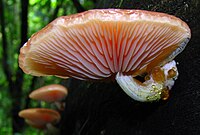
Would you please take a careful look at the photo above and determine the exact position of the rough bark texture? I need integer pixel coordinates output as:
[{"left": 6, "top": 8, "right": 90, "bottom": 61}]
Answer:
[{"left": 60, "top": 0, "right": 200, "bottom": 134}]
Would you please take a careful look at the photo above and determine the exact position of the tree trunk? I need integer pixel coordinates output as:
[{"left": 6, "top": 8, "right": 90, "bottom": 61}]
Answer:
[
  {"left": 59, "top": 0, "right": 200, "bottom": 134},
  {"left": 9, "top": 0, "right": 29, "bottom": 133},
  {"left": 0, "top": 0, "right": 29, "bottom": 133}
]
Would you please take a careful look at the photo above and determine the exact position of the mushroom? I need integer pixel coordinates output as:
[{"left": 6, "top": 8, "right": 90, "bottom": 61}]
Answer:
[
  {"left": 29, "top": 84, "right": 68, "bottom": 102},
  {"left": 29, "top": 84, "right": 68, "bottom": 110},
  {"left": 19, "top": 108, "right": 61, "bottom": 129},
  {"left": 18, "top": 9, "right": 191, "bottom": 102}
]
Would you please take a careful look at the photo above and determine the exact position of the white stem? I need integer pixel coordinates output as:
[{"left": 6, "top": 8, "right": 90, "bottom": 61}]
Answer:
[
  {"left": 116, "top": 73, "right": 163, "bottom": 102},
  {"left": 115, "top": 60, "right": 178, "bottom": 102}
]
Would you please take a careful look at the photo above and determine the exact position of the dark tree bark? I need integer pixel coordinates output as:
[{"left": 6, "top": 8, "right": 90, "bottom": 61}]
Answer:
[{"left": 60, "top": 0, "right": 200, "bottom": 135}]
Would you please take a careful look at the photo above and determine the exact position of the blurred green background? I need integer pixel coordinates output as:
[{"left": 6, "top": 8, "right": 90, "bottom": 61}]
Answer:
[{"left": 0, "top": 0, "right": 94, "bottom": 134}]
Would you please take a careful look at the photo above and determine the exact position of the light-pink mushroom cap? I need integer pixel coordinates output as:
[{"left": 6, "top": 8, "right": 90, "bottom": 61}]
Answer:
[
  {"left": 19, "top": 108, "right": 61, "bottom": 126},
  {"left": 19, "top": 9, "right": 191, "bottom": 80},
  {"left": 29, "top": 84, "right": 68, "bottom": 102}
]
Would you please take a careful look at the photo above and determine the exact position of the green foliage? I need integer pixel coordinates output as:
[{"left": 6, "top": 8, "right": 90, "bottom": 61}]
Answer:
[
  {"left": 80, "top": 0, "right": 95, "bottom": 10},
  {"left": 22, "top": 126, "right": 43, "bottom": 135},
  {"left": 0, "top": 88, "right": 12, "bottom": 134},
  {"left": 0, "top": 0, "right": 94, "bottom": 134}
]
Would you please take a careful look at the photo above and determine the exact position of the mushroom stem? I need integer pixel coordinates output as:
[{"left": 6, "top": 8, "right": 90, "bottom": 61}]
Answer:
[
  {"left": 116, "top": 60, "right": 178, "bottom": 102},
  {"left": 116, "top": 73, "right": 163, "bottom": 102},
  {"left": 54, "top": 101, "right": 65, "bottom": 111},
  {"left": 45, "top": 123, "right": 60, "bottom": 135}
]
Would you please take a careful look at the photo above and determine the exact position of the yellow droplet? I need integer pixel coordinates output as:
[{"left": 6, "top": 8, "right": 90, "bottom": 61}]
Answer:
[
  {"left": 161, "top": 88, "right": 170, "bottom": 100},
  {"left": 145, "top": 75, "right": 150, "bottom": 81},
  {"left": 151, "top": 67, "right": 165, "bottom": 83},
  {"left": 167, "top": 69, "right": 177, "bottom": 79},
  {"left": 152, "top": 85, "right": 156, "bottom": 89}
]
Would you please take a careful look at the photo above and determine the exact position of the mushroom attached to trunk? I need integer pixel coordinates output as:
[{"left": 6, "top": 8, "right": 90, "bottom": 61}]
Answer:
[
  {"left": 29, "top": 84, "right": 68, "bottom": 102},
  {"left": 18, "top": 9, "right": 191, "bottom": 102},
  {"left": 19, "top": 108, "right": 61, "bottom": 129},
  {"left": 29, "top": 84, "right": 68, "bottom": 110}
]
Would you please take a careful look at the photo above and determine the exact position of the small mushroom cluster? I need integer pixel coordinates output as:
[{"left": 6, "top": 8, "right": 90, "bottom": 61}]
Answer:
[{"left": 19, "top": 84, "right": 68, "bottom": 131}]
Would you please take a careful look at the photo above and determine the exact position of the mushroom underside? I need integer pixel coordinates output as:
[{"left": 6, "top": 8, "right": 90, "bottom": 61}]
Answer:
[{"left": 19, "top": 9, "right": 191, "bottom": 102}]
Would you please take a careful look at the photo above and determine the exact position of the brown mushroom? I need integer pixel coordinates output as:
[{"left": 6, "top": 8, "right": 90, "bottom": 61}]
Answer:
[
  {"left": 29, "top": 84, "right": 68, "bottom": 102},
  {"left": 18, "top": 9, "right": 191, "bottom": 102},
  {"left": 19, "top": 108, "right": 60, "bottom": 129}
]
